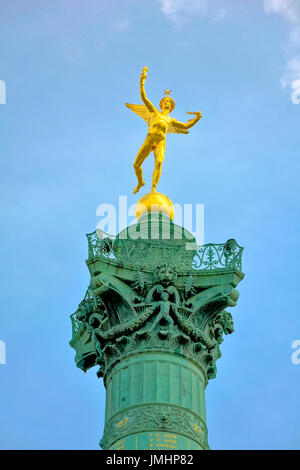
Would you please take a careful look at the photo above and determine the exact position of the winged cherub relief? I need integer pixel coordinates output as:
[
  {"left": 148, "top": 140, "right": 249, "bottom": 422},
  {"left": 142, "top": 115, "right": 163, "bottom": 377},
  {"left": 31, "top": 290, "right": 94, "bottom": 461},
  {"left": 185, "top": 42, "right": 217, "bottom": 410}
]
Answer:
[{"left": 126, "top": 67, "right": 202, "bottom": 194}]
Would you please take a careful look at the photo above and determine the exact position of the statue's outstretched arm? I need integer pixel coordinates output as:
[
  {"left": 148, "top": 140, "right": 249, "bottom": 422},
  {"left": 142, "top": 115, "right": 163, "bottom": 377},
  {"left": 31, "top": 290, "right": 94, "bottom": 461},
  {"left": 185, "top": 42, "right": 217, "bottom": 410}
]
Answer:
[
  {"left": 173, "top": 111, "right": 202, "bottom": 130},
  {"left": 140, "top": 67, "right": 156, "bottom": 113}
]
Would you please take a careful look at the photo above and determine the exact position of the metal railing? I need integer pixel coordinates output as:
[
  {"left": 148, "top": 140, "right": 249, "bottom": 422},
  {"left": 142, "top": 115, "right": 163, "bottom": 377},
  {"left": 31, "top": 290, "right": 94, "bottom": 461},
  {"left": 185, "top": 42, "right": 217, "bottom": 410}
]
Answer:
[{"left": 86, "top": 231, "right": 243, "bottom": 272}]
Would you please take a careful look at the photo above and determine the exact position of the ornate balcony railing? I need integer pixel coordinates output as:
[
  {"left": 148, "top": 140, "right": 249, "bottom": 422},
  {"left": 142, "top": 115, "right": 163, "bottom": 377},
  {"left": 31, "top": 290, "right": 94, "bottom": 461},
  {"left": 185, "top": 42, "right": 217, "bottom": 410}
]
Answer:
[
  {"left": 192, "top": 239, "right": 243, "bottom": 271},
  {"left": 87, "top": 231, "right": 116, "bottom": 261},
  {"left": 86, "top": 231, "right": 243, "bottom": 273}
]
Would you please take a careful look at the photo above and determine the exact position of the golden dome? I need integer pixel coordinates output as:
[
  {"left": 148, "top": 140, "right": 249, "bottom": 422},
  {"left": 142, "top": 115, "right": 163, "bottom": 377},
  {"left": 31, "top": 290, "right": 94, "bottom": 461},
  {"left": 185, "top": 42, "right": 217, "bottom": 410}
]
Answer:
[{"left": 136, "top": 192, "right": 175, "bottom": 221}]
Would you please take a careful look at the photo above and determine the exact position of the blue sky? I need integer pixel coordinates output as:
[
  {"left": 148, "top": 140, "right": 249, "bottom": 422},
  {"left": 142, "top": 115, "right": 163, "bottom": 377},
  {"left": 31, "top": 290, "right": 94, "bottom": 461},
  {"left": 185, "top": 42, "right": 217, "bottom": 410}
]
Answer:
[{"left": 0, "top": 0, "right": 300, "bottom": 450}]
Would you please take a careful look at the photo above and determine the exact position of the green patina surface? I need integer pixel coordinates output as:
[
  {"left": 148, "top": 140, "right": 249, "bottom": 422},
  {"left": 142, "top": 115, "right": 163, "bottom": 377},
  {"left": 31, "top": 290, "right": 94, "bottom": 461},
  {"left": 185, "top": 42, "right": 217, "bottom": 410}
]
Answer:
[{"left": 69, "top": 213, "right": 244, "bottom": 450}]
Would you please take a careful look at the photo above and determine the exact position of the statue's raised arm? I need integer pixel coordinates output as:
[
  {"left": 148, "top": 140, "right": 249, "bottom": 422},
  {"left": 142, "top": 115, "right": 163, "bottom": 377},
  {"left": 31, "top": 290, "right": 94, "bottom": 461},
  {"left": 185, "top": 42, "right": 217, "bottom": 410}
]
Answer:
[{"left": 139, "top": 67, "right": 156, "bottom": 113}]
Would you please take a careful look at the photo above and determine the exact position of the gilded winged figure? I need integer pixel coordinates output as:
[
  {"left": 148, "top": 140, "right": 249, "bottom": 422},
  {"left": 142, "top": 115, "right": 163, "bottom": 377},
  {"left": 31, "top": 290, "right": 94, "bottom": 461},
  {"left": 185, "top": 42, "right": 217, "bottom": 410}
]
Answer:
[{"left": 126, "top": 67, "right": 202, "bottom": 194}]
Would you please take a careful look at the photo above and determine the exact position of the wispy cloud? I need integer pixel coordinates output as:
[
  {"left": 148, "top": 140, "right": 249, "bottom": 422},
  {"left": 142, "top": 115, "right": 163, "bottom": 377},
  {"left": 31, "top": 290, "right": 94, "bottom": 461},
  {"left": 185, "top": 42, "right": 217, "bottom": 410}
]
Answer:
[
  {"left": 58, "top": 15, "right": 131, "bottom": 62},
  {"left": 0, "top": 1, "right": 131, "bottom": 62},
  {"left": 281, "top": 56, "right": 300, "bottom": 85},
  {"left": 158, "top": 0, "right": 300, "bottom": 102},
  {"left": 159, "top": 0, "right": 207, "bottom": 21},
  {"left": 96, "top": 18, "right": 131, "bottom": 53},
  {"left": 263, "top": 0, "right": 300, "bottom": 102},
  {"left": 264, "top": 0, "right": 300, "bottom": 29},
  {"left": 282, "top": 57, "right": 300, "bottom": 103}
]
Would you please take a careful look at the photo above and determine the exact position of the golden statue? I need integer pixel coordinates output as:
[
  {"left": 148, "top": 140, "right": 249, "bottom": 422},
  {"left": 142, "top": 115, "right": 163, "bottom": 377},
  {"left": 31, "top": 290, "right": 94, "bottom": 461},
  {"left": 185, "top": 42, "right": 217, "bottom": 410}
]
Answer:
[{"left": 126, "top": 66, "right": 202, "bottom": 195}]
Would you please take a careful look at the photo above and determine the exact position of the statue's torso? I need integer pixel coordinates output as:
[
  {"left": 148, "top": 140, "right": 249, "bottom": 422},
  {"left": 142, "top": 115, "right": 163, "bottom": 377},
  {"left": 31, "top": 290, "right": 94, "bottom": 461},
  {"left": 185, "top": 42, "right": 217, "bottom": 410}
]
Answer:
[{"left": 148, "top": 112, "right": 171, "bottom": 142}]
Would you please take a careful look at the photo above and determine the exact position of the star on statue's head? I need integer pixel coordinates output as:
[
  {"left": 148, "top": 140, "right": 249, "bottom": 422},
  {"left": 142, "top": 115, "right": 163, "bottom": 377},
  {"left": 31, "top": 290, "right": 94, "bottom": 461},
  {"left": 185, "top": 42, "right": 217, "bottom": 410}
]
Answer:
[{"left": 163, "top": 89, "right": 172, "bottom": 97}]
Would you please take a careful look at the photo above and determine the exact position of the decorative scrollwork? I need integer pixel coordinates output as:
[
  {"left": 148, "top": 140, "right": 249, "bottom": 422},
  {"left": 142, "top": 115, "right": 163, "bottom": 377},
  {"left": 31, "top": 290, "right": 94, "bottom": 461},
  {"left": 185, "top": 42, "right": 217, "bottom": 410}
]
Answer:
[
  {"left": 192, "top": 239, "right": 243, "bottom": 271},
  {"left": 70, "top": 288, "right": 94, "bottom": 339},
  {"left": 100, "top": 404, "right": 209, "bottom": 450},
  {"left": 86, "top": 230, "right": 116, "bottom": 260},
  {"left": 86, "top": 231, "right": 243, "bottom": 272},
  {"left": 70, "top": 312, "right": 85, "bottom": 339}
]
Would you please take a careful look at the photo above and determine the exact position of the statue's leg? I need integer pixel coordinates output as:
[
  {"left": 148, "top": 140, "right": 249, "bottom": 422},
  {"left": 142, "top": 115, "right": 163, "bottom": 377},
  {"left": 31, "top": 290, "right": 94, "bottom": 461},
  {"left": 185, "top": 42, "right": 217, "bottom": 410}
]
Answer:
[
  {"left": 152, "top": 141, "right": 165, "bottom": 192},
  {"left": 133, "top": 140, "right": 152, "bottom": 194},
  {"left": 166, "top": 314, "right": 174, "bottom": 327},
  {"left": 151, "top": 313, "right": 162, "bottom": 331}
]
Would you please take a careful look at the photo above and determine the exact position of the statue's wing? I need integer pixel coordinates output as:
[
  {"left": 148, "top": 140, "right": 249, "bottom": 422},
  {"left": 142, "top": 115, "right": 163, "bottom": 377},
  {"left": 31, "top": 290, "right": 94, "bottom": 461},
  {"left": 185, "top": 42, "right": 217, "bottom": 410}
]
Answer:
[
  {"left": 167, "top": 121, "right": 189, "bottom": 134},
  {"left": 125, "top": 103, "right": 152, "bottom": 126}
]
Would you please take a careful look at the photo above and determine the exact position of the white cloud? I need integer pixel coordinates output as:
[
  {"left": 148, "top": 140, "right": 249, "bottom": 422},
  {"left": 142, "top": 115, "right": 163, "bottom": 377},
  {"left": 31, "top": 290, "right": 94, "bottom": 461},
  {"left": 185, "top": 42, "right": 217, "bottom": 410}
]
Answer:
[
  {"left": 263, "top": 0, "right": 300, "bottom": 102},
  {"left": 264, "top": 0, "right": 300, "bottom": 24},
  {"left": 281, "top": 56, "right": 300, "bottom": 85},
  {"left": 264, "top": 0, "right": 300, "bottom": 45},
  {"left": 158, "top": 0, "right": 208, "bottom": 23},
  {"left": 281, "top": 57, "right": 300, "bottom": 103},
  {"left": 157, "top": 0, "right": 229, "bottom": 25}
]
